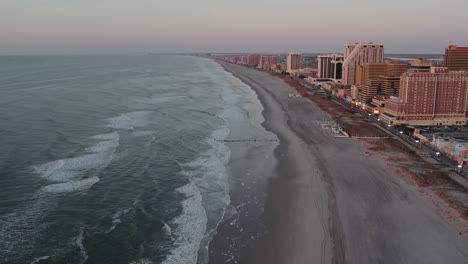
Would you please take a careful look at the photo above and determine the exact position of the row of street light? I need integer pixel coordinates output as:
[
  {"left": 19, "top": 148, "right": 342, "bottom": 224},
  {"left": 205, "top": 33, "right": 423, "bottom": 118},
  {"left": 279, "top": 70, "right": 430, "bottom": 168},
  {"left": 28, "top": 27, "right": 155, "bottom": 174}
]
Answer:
[{"left": 326, "top": 91, "right": 466, "bottom": 176}]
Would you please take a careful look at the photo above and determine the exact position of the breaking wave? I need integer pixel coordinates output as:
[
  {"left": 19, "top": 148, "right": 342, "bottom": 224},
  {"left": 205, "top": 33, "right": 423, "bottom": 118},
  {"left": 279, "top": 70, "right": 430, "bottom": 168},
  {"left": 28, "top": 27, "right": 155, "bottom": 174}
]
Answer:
[
  {"left": 32, "top": 132, "right": 119, "bottom": 193},
  {"left": 106, "top": 111, "right": 153, "bottom": 130},
  {"left": 162, "top": 62, "right": 238, "bottom": 264}
]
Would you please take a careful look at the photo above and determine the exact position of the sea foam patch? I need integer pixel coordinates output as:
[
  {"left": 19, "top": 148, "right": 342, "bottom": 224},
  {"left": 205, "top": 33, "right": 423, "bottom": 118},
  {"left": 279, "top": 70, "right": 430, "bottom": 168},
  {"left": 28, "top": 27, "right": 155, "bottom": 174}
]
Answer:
[
  {"left": 129, "top": 259, "right": 154, "bottom": 264},
  {"left": 163, "top": 126, "right": 231, "bottom": 264},
  {"left": 162, "top": 182, "right": 207, "bottom": 264},
  {"left": 74, "top": 229, "right": 88, "bottom": 264},
  {"left": 105, "top": 111, "right": 153, "bottom": 130},
  {"left": 41, "top": 177, "right": 100, "bottom": 193},
  {"left": 32, "top": 132, "right": 119, "bottom": 192},
  {"left": 162, "top": 61, "right": 245, "bottom": 264}
]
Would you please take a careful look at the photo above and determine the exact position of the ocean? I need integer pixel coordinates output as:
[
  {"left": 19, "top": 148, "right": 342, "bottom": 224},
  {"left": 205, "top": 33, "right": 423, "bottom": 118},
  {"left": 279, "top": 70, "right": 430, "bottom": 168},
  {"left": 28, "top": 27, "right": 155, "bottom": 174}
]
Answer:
[{"left": 0, "top": 55, "right": 277, "bottom": 263}]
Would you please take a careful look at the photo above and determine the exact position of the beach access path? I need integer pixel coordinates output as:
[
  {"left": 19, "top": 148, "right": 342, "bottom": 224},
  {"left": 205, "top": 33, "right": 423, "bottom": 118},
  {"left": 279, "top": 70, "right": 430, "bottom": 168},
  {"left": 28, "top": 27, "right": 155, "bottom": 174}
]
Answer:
[{"left": 217, "top": 61, "right": 468, "bottom": 264}]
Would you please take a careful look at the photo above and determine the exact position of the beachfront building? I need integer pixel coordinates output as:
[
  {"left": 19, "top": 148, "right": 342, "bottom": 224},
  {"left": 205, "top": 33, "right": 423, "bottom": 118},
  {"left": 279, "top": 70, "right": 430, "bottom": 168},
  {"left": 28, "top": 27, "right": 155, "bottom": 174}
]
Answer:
[
  {"left": 343, "top": 43, "right": 384, "bottom": 85},
  {"left": 410, "top": 58, "right": 432, "bottom": 73},
  {"left": 247, "top": 54, "right": 261, "bottom": 66},
  {"left": 317, "top": 54, "right": 344, "bottom": 81},
  {"left": 445, "top": 45, "right": 468, "bottom": 71},
  {"left": 241, "top": 56, "right": 248, "bottom": 65},
  {"left": 355, "top": 61, "right": 408, "bottom": 104},
  {"left": 431, "top": 66, "right": 449, "bottom": 73},
  {"left": 287, "top": 52, "right": 302, "bottom": 76},
  {"left": 259, "top": 55, "right": 278, "bottom": 70},
  {"left": 380, "top": 70, "right": 468, "bottom": 126},
  {"left": 278, "top": 63, "right": 288, "bottom": 72}
]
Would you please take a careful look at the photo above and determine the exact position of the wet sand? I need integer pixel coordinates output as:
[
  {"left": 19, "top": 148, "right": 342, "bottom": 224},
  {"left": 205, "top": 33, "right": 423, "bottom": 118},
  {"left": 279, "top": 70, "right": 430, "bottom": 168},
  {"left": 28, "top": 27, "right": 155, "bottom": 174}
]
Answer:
[{"left": 215, "top": 61, "right": 468, "bottom": 264}]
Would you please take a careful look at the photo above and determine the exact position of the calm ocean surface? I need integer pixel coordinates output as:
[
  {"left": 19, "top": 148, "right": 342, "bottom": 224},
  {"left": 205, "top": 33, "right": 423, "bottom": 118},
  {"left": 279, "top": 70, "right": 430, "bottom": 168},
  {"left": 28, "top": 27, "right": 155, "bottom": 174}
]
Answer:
[{"left": 0, "top": 55, "right": 274, "bottom": 263}]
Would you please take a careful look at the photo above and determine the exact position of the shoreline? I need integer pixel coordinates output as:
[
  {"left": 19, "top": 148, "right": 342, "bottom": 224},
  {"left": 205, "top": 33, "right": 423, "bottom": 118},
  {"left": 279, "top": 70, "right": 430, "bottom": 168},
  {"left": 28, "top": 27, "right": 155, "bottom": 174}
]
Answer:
[
  {"left": 211, "top": 60, "right": 468, "bottom": 264},
  {"left": 214, "top": 61, "right": 339, "bottom": 263}
]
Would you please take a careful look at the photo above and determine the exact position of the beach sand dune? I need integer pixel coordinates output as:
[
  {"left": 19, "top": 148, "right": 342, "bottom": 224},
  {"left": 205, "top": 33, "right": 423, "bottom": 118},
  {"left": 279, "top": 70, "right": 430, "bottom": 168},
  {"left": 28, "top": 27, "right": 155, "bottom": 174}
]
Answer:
[{"left": 218, "top": 61, "right": 468, "bottom": 264}]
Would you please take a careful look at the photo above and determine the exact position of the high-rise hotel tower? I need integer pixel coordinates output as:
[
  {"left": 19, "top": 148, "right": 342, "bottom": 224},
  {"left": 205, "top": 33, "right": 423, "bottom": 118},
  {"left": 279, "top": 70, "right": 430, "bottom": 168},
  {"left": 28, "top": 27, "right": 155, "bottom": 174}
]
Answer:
[
  {"left": 317, "top": 54, "right": 344, "bottom": 80},
  {"left": 343, "top": 43, "right": 384, "bottom": 85},
  {"left": 445, "top": 45, "right": 468, "bottom": 71},
  {"left": 287, "top": 53, "right": 302, "bottom": 76},
  {"left": 380, "top": 70, "right": 468, "bottom": 126}
]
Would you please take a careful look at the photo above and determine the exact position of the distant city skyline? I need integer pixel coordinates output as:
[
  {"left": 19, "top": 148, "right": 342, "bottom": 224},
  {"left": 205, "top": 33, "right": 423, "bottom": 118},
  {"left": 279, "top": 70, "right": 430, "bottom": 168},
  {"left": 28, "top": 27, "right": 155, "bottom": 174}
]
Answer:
[{"left": 1, "top": 0, "right": 467, "bottom": 55}]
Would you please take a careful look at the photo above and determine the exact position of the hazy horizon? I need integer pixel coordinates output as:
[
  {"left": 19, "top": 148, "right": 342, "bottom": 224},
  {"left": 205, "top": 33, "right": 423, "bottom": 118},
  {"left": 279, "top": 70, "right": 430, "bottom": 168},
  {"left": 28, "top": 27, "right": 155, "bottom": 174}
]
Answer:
[{"left": 1, "top": 0, "right": 467, "bottom": 55}]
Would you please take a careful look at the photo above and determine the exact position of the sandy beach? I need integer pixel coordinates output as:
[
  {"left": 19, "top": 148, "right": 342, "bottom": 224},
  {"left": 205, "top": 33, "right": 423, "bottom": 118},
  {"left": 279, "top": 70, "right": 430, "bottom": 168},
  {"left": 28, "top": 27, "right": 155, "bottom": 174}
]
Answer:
[{"left": 215, "top": 60, "right": 468, "bottom": 264}]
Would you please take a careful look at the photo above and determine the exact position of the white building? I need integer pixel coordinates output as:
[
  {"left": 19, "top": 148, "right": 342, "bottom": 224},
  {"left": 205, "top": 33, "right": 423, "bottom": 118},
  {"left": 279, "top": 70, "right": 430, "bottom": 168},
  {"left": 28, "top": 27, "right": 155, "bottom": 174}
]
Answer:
[{"left": 343, "top": 43, "right": 384, "bottom": 85}]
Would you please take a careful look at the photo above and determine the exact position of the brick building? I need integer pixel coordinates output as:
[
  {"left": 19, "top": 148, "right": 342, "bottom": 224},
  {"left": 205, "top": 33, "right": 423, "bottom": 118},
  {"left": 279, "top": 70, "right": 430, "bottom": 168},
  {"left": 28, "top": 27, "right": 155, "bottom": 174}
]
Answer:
[{"left": 380, "top": 71, "right": 468, "bottom": 126}]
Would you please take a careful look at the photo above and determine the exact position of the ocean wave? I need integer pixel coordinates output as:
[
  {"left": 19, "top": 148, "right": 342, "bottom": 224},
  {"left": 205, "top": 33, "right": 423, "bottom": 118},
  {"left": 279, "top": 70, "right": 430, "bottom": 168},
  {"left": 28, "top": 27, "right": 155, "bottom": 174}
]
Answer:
[
  {"left": 0, "top": 196, "right": 51, "bottom": 263},
  {"left": 162, "top": 182, "right": 207, "bottom": 264},
  {"left": 30, "top": 256, "right": 51, "bottom": 264},
  {"left": 33, "top": 132, "right": 118, "bottom": 179},
  {"left": 74, "top": 229, "right": 88, "bottom": 264},
  {"left": 163, "top": 63, "right": 236, "bottom": 264},
  {"left": 148, "top": 94, "right": 185, "bottom": 105},
  {"left": 107, "top": 207, "right": 132, "bottom": 233},
  {"left": 129, "top": 259, "right": 154, "bottom": 264},
  {"left": 132, "top": 130, "right": 157, "bottom": 137},
  {"left": 163, "top": 221, "right": 173, "bottom": 238},
  {"left": 41, "top": 176, "right": 100, "bottom": 193},
  {"left": 106, "top": 111, "right": 153, "bottom": 130},
  {"left": 90, "top": 132, "right": 120, "bottom": 140}
]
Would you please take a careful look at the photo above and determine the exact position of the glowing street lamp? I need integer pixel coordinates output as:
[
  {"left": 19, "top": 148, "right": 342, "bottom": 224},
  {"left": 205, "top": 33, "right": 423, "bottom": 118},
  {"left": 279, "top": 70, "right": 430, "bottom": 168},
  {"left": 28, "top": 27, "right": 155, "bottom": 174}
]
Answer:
[
  {"left": 399, "top": 131, "right": 403, "bottom": 134},
  {"left": 436, "top": 152, "right": 440, "bottom": 156},
  {"left": 415, "top": 140, "right": 420, "bottom": 143},
  {"left": 377, "top": 118, "right": 380, "bottom": 121}
]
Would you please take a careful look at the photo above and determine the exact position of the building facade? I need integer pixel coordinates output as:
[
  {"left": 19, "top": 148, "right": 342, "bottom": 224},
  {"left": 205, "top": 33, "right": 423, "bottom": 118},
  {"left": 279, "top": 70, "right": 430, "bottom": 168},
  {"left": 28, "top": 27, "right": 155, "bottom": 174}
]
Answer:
[
  {"left": 259, "top": 55, "right": 278, "bottom": 70},
  {"left": 445, "top": 45, "right": 468, "bottom": 71},
  {"left": 317, "top": 53, "right": 344, "bottom": 80},
  {"left": 247, "top": 54, "right": 261, "bottom": 66},
  {"left": 343, "top": 43, "right": 384, "bottom": 85},
  {"left": 355, "top": 61, "right": 408, "bottom": 104},
  {"left": 287, "top": 53, "right": 302, "bottom": 75},
  {"left": 410, "top": 58, "right": 432, "bottom": 73},
  {"left": 241, "top": 56, "right": 248, "bottom": 65},
  {"left": 380, "top": 71, "right": 468, "bottom": 126}
]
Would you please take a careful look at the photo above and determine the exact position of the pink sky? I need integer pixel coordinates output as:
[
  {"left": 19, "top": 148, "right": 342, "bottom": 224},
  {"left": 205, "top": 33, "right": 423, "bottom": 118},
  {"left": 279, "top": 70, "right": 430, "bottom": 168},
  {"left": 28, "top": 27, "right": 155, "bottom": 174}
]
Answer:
[{"left": 1, "top": 0, "right": 467, "bottom": 54}]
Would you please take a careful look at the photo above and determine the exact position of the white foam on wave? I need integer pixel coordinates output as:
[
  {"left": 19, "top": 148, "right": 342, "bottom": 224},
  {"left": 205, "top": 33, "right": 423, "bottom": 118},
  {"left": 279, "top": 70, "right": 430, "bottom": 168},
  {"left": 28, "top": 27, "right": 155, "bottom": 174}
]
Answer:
[
  {"left": 90, "top": 132, "right": 119, "bottom": 140},
  {"left": 105, "top": 111, "right": 153, "bottom": 130},
  {"left": 30, "top": 255, "right": 51, "bottom": 264},
  {"left": 132, "top": 130, "right": 157, "bottom": 137},
  {"left": 0, "top": 196, "right": 51, "bottom": 262},
  {"left": 162, "top": 182, "right": 207, "bottom": 264},
  {"left": 41, "top": 177, "right": 100, "bottom": 193},
  {"left": 161, "top": 127, "right": 231, "bottom": 264},
  {"left": 162, "top": 221, "right": 172, "bottom": 238},
  {"left": 162, "top": 61, "right": 242, "bottom": 264},
  {"left": 143, "top": 94, "right": 185, "bottom": 106},
  {"left": 74, "top": 229, "right": 88, "bottom": 264},
  {"left": 32, "top": 132, "right": 119, "bottom": 192},
  {"left": 107, "top": 208, "right": 132, "bottom": 233},
  {"left": 129, "top": 259, "right": 154, "bottom": 264}
]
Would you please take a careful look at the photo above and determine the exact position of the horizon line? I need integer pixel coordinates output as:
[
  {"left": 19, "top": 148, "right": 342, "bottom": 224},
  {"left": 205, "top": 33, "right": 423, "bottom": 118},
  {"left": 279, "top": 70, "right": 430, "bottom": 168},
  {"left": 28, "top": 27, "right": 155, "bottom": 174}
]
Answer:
[{"left": 0, "top": 51, "right": 445, "bottom": 56}]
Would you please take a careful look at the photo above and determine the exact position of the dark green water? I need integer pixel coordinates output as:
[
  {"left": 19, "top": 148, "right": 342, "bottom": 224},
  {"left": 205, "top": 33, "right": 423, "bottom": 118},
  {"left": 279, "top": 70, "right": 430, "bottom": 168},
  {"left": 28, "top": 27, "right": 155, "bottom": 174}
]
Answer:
[{"left": 0, "top": 55, "right": 275, "bottom": 264}]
